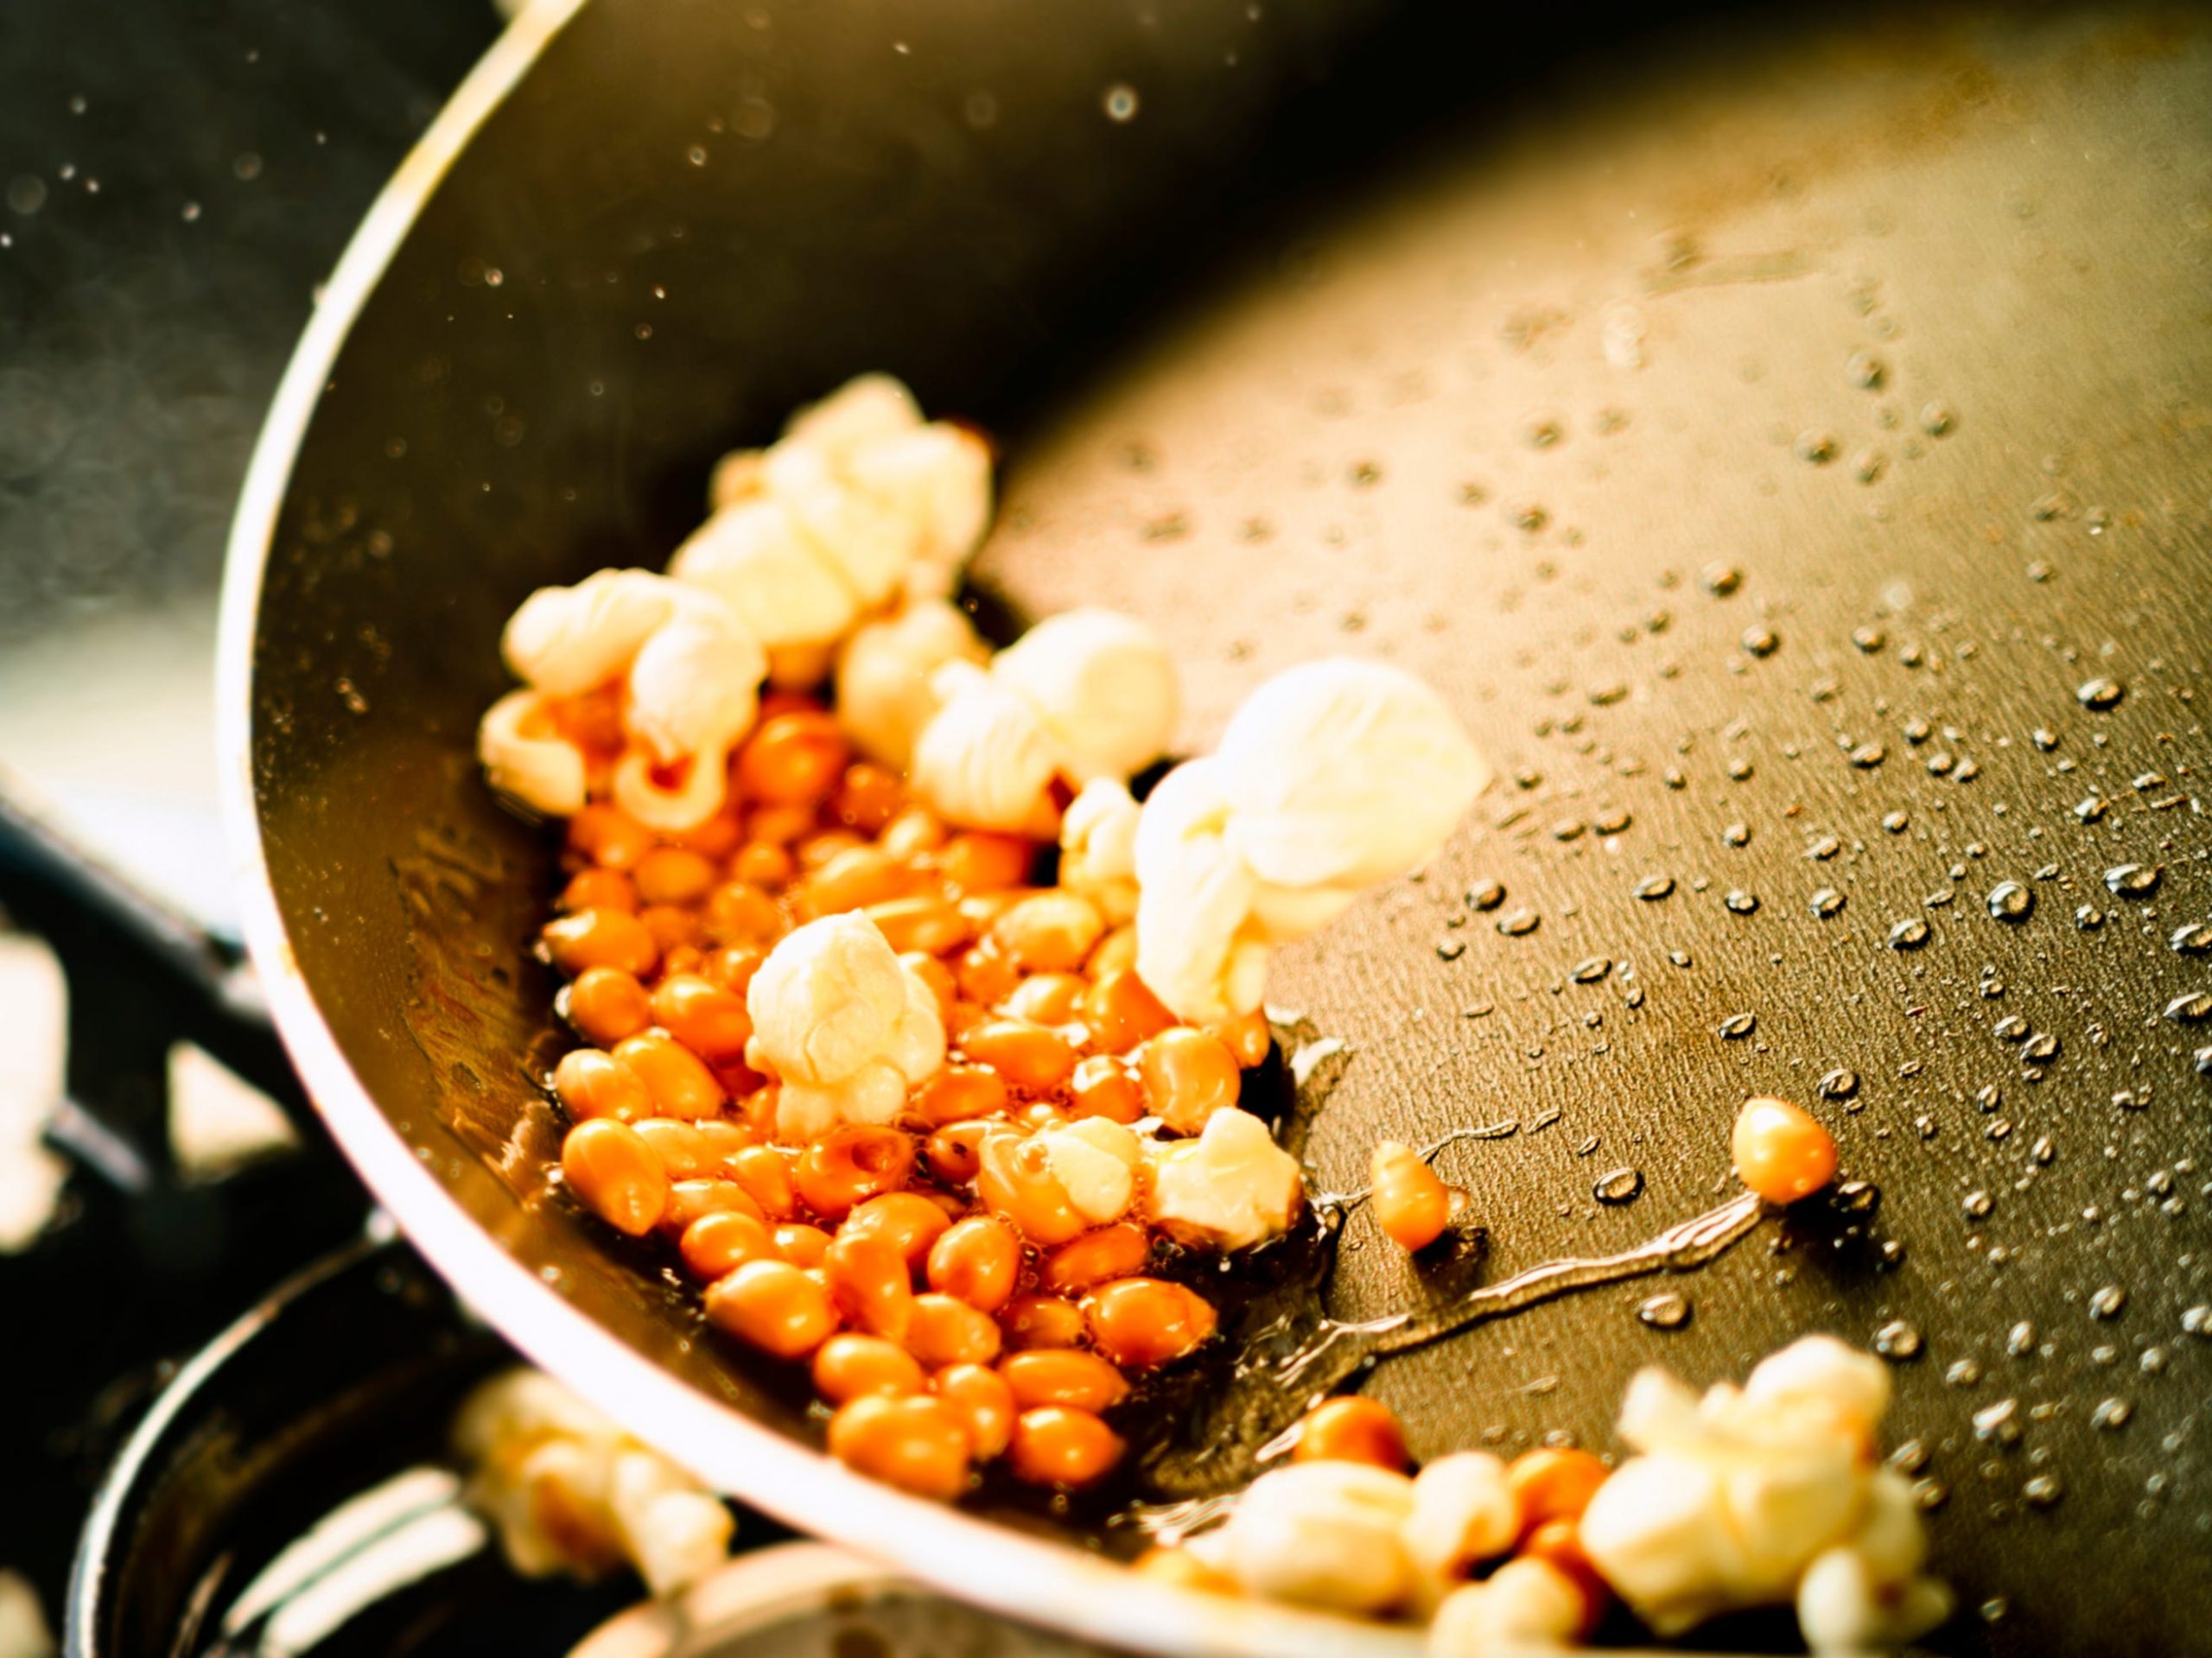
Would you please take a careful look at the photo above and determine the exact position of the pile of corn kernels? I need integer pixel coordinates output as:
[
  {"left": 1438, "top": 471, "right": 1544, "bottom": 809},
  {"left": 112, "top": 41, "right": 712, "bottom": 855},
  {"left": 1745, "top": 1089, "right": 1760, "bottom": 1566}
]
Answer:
[
  {"left": 537, "top": 711, "right": 1276, "bottom": 1501},
  {"left": 485, "top": 374, "right": 1947, "bottom": 1653}
]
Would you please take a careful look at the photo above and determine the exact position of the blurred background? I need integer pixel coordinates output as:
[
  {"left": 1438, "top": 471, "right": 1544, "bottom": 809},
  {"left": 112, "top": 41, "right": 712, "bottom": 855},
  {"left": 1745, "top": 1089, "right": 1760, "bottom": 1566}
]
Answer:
[{"left": 0, "top": 0, "right": 493, "bottom": 1640}]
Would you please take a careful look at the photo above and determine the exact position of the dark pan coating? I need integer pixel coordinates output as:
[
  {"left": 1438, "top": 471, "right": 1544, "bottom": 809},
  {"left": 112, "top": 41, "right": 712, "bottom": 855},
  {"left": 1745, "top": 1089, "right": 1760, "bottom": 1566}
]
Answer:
[{"left": 241, "top": 2, "right": 2212, "bottom": 1650}]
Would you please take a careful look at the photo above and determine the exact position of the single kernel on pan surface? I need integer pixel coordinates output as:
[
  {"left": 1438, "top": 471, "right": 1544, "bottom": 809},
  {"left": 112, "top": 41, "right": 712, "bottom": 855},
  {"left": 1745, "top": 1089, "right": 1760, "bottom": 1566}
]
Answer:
[
  {"left": 1292, "top": 1395, "right": 1409, "bottom": 1470},
  {"left": 1731, "top": 1095, "right": 1838, "bottom": 1204},
  {"left": 1369, "top": 1139, "right": 1452, "bottom": 1251}
]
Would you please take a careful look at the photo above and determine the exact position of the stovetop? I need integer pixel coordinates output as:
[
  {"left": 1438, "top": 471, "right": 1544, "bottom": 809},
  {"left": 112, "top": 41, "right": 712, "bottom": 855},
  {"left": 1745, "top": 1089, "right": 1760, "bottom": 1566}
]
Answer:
[{"left": 0, "top": 0, "right": 494, "bottom": 1632}]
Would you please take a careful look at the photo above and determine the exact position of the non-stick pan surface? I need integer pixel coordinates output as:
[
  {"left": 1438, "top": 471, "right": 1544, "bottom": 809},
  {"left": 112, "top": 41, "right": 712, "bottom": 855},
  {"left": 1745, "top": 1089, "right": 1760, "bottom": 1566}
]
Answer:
[{"left": 223, "top": 2, "right": 2212, "bottom": 1653}]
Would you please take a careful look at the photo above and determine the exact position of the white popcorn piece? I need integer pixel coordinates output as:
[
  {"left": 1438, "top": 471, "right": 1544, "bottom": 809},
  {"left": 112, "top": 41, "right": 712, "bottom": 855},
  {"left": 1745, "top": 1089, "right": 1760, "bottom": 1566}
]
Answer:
[
  {"left": 1058, "top": 778, "right": 1142, "bottom": 925},
  {"left": 667, "top": 498, "right": 864, "bottom": 677},
  {"left": 1133, "top": 659, "right": 1485, "bottom": 1024},
  {"left": 745, "top": 913, "right": 945, "bottom": 1143},
  {"left": 834, "top": 600, "right": 987, "bottom": 770},
  {"left": 1797, "top": 1540, "right": 1955, "bottom": 1655},
  {"left": 621, "top": 600, "right": 766, "bottom": 766},
  {"left": 695, "top": 374, "right": 992, "bottom": 652},
  {"left": 1145, "top": 1107, "right": 1303, "bottom": 1252},
  {"left": 607, "top": 1448, "right": 738, "bottom": 1599},
  {"left": 1217, "top": 1460, "right": 1417, "bottom": 1615},
  {"left": 454, "top": 1367, "right": 733, "bottom": 1598},
  {"left": 1131, "top": 759, "right": 1268, "bottom": 1026},
  {"left": 1402, "top": 1452, "right": 1520, "bottom": 1605},
  {"left": 1040, "top": 1116, "right": 1142, "bottom": 1224},
  {"left": 490, "top": 569, "right": 767, "bottom": 829},
  {"left": 501, "top": 568, "right": 683, "bottom": 697},
  {"left": 991, "top": 608, "right": 1180, "bottom": 785},
  {"left": 908, "top": 658, "right": 1063, "bottom": 835},
  {"left": 0, "top": 1567, "right": 53, "bottom": 1658},
  {"left": 908, "top": 610, "right": 1179, "bottom": 833},
  {"left": 1214, "top": 658, "right": 1490, "bottom": 891},
  {"left": 843, "top": 422, "right": 994, "bottom": 600},
  {"left": 477, "top": 689, "right": 588, "bottom": 817},
  {"left": 760, "top": 441, "right": 914, "bottom": 609},
  {"left": 781, "top": 372, "right": 925, "bottom": 463},
  {"left": 1427, "top": 1558, "right": 1587, "bottom": 1657},
  {"left": 1580, "top": 1336, "right": 1943, "bottom": 1642}
]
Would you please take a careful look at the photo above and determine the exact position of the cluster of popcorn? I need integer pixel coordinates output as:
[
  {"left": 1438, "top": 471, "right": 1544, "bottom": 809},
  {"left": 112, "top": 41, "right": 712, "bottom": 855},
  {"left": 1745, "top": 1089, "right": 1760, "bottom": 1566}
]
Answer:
[
  {"left": 479, "top": 375, "right": 994, "bottom": 835},
  {"left": 1146, "top": 1337, "right": 1948, "bottom": 1655},
  {"left": 453, "top": 1367, "right": 734, "bottom": 1598},
  {"left": 1581, "top": 1335, "right": 1952, "bottom": 1652}
]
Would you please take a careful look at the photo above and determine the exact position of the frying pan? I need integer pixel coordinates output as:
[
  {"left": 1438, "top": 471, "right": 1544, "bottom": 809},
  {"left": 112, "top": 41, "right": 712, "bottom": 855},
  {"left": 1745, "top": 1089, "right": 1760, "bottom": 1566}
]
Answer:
[{"left": 217, "top": 1, "right": 2212, "bottom": 1653}]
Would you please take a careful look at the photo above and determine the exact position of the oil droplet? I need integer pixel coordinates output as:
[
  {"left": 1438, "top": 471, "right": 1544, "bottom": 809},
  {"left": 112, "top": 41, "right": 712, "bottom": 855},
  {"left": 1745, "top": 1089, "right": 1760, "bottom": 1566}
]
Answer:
[
  {"left": 1847, "top": 741, "right": 1885, "bottom": 768},
  {"left": 1569, "top": 956, "right": 1611, "bottom": 984},
  {"left": 1873, "top": 1320, "right": 1923, "bottom": 1361},
  {"left": 2075, "top": 905, "right": 2105, "bottom": 931},
  {"left": 1699, "top": 561, "right": 1743, "bottom": 597},
  {"left": 1717, "top": 1012, "right": 1757, "bottom": 1040},
  {"left": 2163, "top": 991, "right": 2212, "bottom": 1024},
  {"left": 1724, "top": 890, "right": 1760, "bottom": 915},
  {"left": 1962, "top": 1190, "right": 1995, "bottom": 1221},
  {"left": 1633, "top": 873, "right": 1675, "bottom": 901},
  {"left": 1594, "top": 807, "right": 1631, "bottom": 835},
  {"left": 1816, "top": 1068, "right": 1859, "bottom": 1101},
  {"left": 1994, "top": 1015, "right": 2031, "bottom": 1042},
  {"left": 1593, "top": 1167, "right": 1645, "bottom": 1204},
  {"left": 1810, "top": 888, "right": 1847, "bottom": 918},
  {"left": 2088, "top": 1285, "right": 2127, "bottom": 1320},
  {"left": 1847, "top": 350, "right": 1885, "bottom": 390},
  {"left": 1722, "top": 822, "right": 1751, "bottom": 848},
  {"left": 1920, "top": 400, "right": 1956, "bottom": 435},
  {"left": 1888, "top": 918, "right": 1931, "bottom": 950},
  {"left": 1945, "top": 1358, "right": 1982, "bottom": 1388},
  {"left": 2091, "top": 1397, "right": 2132, "bottom": 1431},
  {"left": 2021, "top": 1032, "right": 2060, "bottom": 1063},
  {"left": 2075, "top": 677, "right": 2125, "bottom": 711},
  {"left": 1496, "top": 909, "right": 1540, "bottom": 937},
  {"left": 2170, "top": 924, "right": 2212, "bottom": 955},
  {"left": 2104, "top": 863, "right": 2162, "bottom": 899},
  {"left": 1637, "top": 1291, "right": 1690, "bottom": 1330},
  {"left": 1986, "top": 882, "right": 2035, "bottom": 923},
  {"left": 1881, "top": 810, "right": 1910, "bottom": 834},
  {"left": 2006, "top": 1321, "right": 2037, "bottom": 1356},
  {"left": 1852, "top": 626, "right": 1885, "bottom": 654},
  {"left": 2075, "top": 795, "right": 2110, "bottom": 823},
  {"left": 1465, "top": 880, "right": 1505, "bottom": 912},
  {"left": 1435, "top": 937, "right": 1467, "bottom": 962},
  {"left": 1102, "top": 83, "right": 1140, "bottom": 121},
  {"left": 1795, "top": 429, "right": 1838, "bottom": 464},
  {"left": 1740, "top": 625, "right": 1780, "bottom": 658},
  {"left": 2021, "top": 1474, "right": 2063, "bottom": 1509}
]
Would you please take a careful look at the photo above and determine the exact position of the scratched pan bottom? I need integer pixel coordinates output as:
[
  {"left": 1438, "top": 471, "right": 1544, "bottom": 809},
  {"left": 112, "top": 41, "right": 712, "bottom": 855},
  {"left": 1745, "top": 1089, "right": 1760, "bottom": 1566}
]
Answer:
[{"left": 236, "top": 1, "right": 2212, "bottom": 1653}]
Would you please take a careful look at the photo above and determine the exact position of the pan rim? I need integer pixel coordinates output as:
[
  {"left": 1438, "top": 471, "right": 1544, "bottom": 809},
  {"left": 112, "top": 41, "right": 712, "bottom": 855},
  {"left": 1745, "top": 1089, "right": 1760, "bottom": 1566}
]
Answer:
[{"left": 209, "top": 7, "right": 1416, "bottom": 1655}]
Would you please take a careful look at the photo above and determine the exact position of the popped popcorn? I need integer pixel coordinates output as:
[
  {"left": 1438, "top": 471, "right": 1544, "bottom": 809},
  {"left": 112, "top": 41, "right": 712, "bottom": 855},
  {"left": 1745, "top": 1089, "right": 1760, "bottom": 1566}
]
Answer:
[
  {"left": 1058, "top": 777, "right": 1142, "bottom": 924},
  {"left": 1214, "top": 1459, "right": 1418, "bottom": 1614},
  {"left": 1402, "top": 1452, "right": 1520, "bottom": 1605},
  {"left": 909, "top": 608, "right": 1179, "bottom": 833},
  {"left": 1146, "top": 1106, "right": 1304, "bottom": 1250},
  {"left": 833, "top": 599, "right": 986, "bottom": 769},
  {"left": 744, "top": 913, "right": 946, "bottom": 1142},
  {"left": 1135, "top": 658, "right": 1486, "bottom": 1024},
  {"left": 680, "top": 374, "right": 992, "bottom": 680},
  {"left": 1039, "top": 1115, "right": 1142, "bottom": 1224},
  {"left": 453, "top": 1366, "right": 734, "bottom": 1598},
  {"left": 1427, "top": 1557, "right": 1589, "bottom": 1657},
  {"left": 477, "top": 690, "right": 588, "bottom": 816},
  {"left": 1579, "top": 1334, "right": 1948, "bottom": 1643},
  {"left": 483, "top": 569, "right": 766, "bottom": 830}
]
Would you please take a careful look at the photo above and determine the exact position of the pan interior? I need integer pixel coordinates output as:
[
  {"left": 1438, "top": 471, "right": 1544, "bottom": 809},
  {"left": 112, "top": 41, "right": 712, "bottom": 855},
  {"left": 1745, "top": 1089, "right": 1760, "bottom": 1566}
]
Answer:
[{"left": 245, "top": 1, "right": 2212, "bottom": 1648}]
